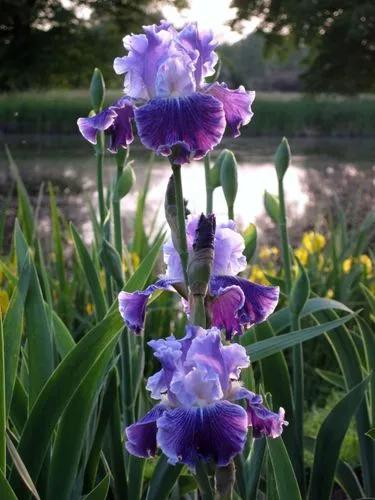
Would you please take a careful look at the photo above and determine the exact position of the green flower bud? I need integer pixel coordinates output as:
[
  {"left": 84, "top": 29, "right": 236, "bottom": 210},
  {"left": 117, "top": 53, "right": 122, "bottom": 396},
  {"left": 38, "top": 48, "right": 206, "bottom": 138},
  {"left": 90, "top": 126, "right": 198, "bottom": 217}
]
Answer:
[
  {"left": 264, "top": 190, "right": 280, "bottom": 223},
  {"left": 275, "top": 137, "right": 291, "bottom": 181},
  {"left": 219, "top": 149, "right": 238, "bottom": 218},
  {"left": 90, "top": 68, "right": 105, "bottom": 113},
  {"left": 113, "top": 163, "right": 135, "bottom": 201}
]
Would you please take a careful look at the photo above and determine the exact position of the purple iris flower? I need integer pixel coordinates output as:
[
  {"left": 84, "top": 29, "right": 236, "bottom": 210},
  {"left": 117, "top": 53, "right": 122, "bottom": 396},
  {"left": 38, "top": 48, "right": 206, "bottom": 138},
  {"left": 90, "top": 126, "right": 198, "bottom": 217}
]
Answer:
[
  {"left": 125, "top": 326, "right": 287, "bottom": 469},
  {"left": 77, "top": 22, "right": 255, "bottom": 164},
  {"left": 118, "top": 214, "right": 279, "bottom": 338}
]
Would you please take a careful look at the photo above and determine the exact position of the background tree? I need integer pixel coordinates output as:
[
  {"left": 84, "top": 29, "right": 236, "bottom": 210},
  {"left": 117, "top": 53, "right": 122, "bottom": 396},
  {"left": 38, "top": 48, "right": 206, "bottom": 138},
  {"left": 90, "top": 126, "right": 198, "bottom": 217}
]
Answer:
[
  {"left": 231, "top": 0, "right": 375, "bottom": 94},
  {"left": 0, "top": 0, "right": 186, "bottom": 90}
]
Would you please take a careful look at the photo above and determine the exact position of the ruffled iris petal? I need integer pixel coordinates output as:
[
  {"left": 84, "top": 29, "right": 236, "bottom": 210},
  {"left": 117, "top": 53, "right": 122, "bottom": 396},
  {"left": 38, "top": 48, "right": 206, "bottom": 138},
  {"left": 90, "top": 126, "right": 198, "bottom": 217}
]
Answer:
[
  {"left": 125, "top": 404, "right": 166, "bottom": 457},
  {"left": 210, "top": 276, "right": 279, "bottom": 337},
  {"left": 118, "top": 278, "right": 179, "bottom": 334},
  {"left": 205, "top": 82, "right": 255, "bottom": 137},
  {"left": 134, "top": 93, "right": 225, "bottom": 164},
  {"left": 157, "top": 401, "right": 248, "bottom": 469},
  {"left": 209, "top": 285, "right": 245, "bottom": 339},
  {"left": 232, "top": 388, "right": 287, "bottom": 438},
  {"left": 77, "top": 98, "right": 134, "bottom": 153},
  {"left": 177, "top": 22, "right": 218, "bottom": 86},
  {"left": 77, "top": 107, "right": 117, "bottom": 144}
]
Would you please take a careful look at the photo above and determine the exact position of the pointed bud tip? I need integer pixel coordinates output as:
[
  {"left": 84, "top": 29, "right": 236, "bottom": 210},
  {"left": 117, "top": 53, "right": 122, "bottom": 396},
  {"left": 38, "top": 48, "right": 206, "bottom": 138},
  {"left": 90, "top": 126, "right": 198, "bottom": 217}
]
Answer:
[{"left": 193, "top": 213, "right": 216, "bottom": 251}]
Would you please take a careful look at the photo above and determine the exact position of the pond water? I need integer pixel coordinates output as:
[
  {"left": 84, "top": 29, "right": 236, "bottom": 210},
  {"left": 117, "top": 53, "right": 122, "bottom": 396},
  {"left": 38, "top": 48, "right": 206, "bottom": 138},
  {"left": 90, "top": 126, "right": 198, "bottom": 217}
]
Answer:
[{"left": 1, "top": 134, "right": 374, "bottom": 245}]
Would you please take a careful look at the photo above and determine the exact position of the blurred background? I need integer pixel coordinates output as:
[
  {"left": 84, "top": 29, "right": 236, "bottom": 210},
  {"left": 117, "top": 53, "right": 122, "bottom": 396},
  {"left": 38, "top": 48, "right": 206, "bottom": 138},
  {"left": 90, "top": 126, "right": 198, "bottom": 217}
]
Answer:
[{"left": 0, "top": 0, "right": 374, "bottom": 243}]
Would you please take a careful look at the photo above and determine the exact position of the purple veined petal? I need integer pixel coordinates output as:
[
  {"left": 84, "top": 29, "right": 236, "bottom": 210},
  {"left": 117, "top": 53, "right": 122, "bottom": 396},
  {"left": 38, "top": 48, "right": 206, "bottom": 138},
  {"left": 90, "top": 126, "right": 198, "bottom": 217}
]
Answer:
[
  {"left": 155, "top": 55, "right": 196, "bottom": 98},
  {"left": 231, "top": 387, "right": 288, "bottom": 439},
  {"left": 205, "top": 82, "right": 255, "bottom": 137},
  {"left": 134, "top": 93, "right": 226, "bottom": 164},
  {"left": 209, "top": 285, "right": 245, "bottom": 339},
  {"left": 114, "top": 22, "right": 177, "bottom": 100},
  {"left": 210, "top": 275, "right": 279, "bottom": 335},
  {"left": 77, "top": 107, "right": 117, "bottom": 144},
  {"left": 118, "top": 278, "right": 180, "bottom": 334},
  {"left": 157, "top": 401, "right": 248, "bottom": 469},
  {"left": 107, "top": 97, "right": 135, "bottom": 153},
  {"left": 125, "top": 403, "right": 167, "bottom": 458},
  {"left": 177, "top": 22, "right": 218, "bottom": 86}
]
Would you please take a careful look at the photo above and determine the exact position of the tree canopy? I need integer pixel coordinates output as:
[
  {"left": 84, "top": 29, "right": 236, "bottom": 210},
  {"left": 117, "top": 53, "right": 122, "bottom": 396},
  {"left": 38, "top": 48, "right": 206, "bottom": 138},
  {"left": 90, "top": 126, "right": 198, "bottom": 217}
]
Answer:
[
  {"left": 232, "top": 0, "right": 375, "bottom": 94},
  {"left": 0, "top": 0, "right": 186, "bottom": 90}
]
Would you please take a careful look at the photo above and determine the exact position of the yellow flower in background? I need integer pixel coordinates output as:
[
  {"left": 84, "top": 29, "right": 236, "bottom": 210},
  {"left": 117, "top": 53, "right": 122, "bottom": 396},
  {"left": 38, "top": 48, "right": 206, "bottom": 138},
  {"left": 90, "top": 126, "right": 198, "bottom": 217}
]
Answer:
[
  {"left": 0, "top": 290, "right": 10, "bottom": 315},
  {"left": 342, "top": 257, "right": 353, "bottom": 274},
  {"left": 122, "top": 252, "right": 140, "bottom": 273},
  {"left": 326, "top": 288, "right": 334, "bottom": 298},
  {"left": 249, "top": 265, "right": 272, "bottom": 285},
  {"left": 359, "top": 255, "right": 372, "bottom": 275},
  {"left": 342, "top": 255, "right": 372, "bottom": 274},
  {"left": 294, "top": 247, "right": 309, "bottom": 266},
  {"left": 302, "top": 231, "right": 326, "bottom": 254},
  {"left": 86, "top": 303, "right": 94, "bottom": 315},
  {"left": 259, "top": 246, "right": 279, "bottom": 260}
]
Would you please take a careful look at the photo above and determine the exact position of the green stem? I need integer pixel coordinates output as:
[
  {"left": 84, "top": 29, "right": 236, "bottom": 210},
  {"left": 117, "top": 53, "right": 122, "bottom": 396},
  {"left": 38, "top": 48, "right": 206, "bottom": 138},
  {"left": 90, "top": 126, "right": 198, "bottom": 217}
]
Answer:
[
  {"left": 170, "top": 162, "right": 189, "bottom": 287},
  {"left": 190, "top": 295, "right": 206, "bottom": 328},
  {"left": 195, "top": 462, "right": 214, "bottom": 500},
  {"left": 0, "top": 317, "right": 6, "bottom": 474},
  {"left": 227, "top": 205, "right": 234, "bottom": 220},
  {"left": 204, "top": 155, "right": 213, "bottom": 214},
  {"left": 95, "top": 131, "right": 106, "bottom": 226},
  {"left": 113, "top": 162, "right": 123, "bottom": 259},
  {"left": 277, "top": 176, "right": 304, "bottom": 493},
  {"left": 121, "top": 327, "right": 134, "bottom": 426}
]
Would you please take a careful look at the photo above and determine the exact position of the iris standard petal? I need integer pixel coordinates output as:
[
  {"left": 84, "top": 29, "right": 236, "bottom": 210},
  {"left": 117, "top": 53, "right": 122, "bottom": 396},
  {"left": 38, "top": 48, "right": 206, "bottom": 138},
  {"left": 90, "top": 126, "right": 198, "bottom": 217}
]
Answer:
[
  {"left": 205, "top": 82, "right": 255, "bottom": 137},
  {"left": 118, "top": 278, "right": 179, "bottom": 334},
  {"left": 210, "top": 276, "right": 279, "bottom": 335},
  {"left": 157, "top": 401, "right": 248, "bottom": 469},
  {"left": 125, "top": 404, "right": 167, "bottom": 457},
  {"left": 177, "top": 22, "right": 218, "bottom": 86},
  {"left": 134, "top": 93, "right": 225, "bottom": 164}
]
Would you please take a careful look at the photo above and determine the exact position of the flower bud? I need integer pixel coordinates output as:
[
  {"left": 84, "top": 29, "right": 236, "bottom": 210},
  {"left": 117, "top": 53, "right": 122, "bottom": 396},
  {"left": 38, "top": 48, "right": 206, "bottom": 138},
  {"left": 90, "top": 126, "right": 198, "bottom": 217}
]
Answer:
[
  {"left": 188, "top": 213, "right": 215, "bottom": 297},
  {"left": 219, "top": 150, "right": 238, "bottom": 218},
  {"left": 275, "top": 137, "right": 291, "bottom": 181},
  {"left": 90, "top": 68, "right": 105, "bottom": 113},
  {"left": 164, "top": 175, "right": 189, "bottom": 253},
  {"left": 113, "top": 162, "right": 135, "bottom": 201}
]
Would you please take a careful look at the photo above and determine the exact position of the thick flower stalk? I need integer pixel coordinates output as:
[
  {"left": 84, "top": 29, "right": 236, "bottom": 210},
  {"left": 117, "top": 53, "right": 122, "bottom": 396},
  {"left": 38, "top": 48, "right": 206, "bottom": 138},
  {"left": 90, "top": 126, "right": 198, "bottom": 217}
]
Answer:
[
  {"left": 118, "top": 214, "right": 279, "bottom": 338},
  {"left": 77, "top": 21, "right": 255, "bottom": 165},
  {"left": 125, "top": 325, "right": 287, "bottom": 469}
]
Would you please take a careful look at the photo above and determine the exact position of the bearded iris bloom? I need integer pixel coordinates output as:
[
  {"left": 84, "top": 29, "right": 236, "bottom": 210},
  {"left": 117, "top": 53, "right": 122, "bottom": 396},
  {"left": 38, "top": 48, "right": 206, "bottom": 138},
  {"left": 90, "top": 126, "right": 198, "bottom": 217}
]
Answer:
[
  {"left": 77, "top": 22, "right": 255, "bottom": 164},
  {"left": 126, "top": 325, "right": 286, "bottom": 468},
  {"left": 118, "top": 214, "right": 279, "bottom": 338}
]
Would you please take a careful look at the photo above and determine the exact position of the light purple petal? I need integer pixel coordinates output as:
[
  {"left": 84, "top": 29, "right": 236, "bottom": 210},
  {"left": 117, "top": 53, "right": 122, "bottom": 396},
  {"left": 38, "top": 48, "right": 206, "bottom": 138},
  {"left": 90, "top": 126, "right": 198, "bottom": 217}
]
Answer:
[
  {"left": 209, "top": 285, "right": 245, "bottom": 339},
  {"left": 125, "top": 404, "right": 166, "bottom": 457},
  {"left": 205, "top": 83, "right": 255, "bottom": 137},
  {"left": 157, "top": 401, "right": 248, "bottom": 469},
  {"left": 210, "top": 276, "right": 279, "bottom": 336},
  {"left": 114, "top": 22, "right": 177, "bottom": 100},
  {"left": 155, "top": 55, "right": 196, "bottom": 98},
  {"left": 170, "top": 366, "right": 223, "bottom": 406},
  {"left": 77, "top": 107, "right": 117, "bottom": 144},
  {"left": 134, "top": 93, "right": 225, "bottom": 164},
  {"left": 118, "top": 278, "right": 179, "bottom": 334},
  {"left": 221, "top": 343, "right": 250, "bottom": 380},
  {"left": 177, "top": 22, "right": 218, "bottom": 86}
]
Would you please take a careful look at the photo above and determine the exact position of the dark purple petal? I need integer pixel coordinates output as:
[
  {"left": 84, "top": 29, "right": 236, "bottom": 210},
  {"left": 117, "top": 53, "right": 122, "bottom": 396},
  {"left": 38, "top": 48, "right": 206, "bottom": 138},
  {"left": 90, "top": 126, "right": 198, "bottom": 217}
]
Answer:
[
  {"left": 210, "top": 276, "right": 279, "bottom": 336},
  {"left": 77, "top": 98, "right": 134, "bottom": 153},
  {"left": 232, "top": 388, "right": 287, "bottom": 438},
  {"left": 108, "top": 98, "right": 135, "bottom": 153},
  {"left": 157, "top": 401, "right": 248, "bottom": 469},
  {"left": 118, "top": 278, "right": 179, "bottom": 334},
  {"left": 134, "top": 93, "right": 225, "bottom": 164},
  {"left": 209, "top": 285, "right": 245, "bottom": 339},
  {"left": 77, "top": 107, "right": 117, "bottom": 144},
  {"left": 125, "top": 404, "right": 166, "bottom": 457},
  {"left": 205, "top": 83, "right": 255, "bottom": 137}
]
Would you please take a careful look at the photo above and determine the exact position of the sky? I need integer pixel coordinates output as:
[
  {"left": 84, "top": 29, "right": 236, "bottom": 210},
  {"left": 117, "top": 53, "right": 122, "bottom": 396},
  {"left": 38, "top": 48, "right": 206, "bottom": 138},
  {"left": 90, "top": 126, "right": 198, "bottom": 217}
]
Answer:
[{"left": 162, "top": 0, "right": 259, "bottom": 44}]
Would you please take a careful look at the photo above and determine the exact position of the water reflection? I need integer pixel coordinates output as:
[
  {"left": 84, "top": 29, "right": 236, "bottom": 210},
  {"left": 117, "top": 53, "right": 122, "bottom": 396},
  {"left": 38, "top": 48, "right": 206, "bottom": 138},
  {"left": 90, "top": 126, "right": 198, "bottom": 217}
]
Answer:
[{"left": 1, "top": 135, "right": 374, "bottom": 245}]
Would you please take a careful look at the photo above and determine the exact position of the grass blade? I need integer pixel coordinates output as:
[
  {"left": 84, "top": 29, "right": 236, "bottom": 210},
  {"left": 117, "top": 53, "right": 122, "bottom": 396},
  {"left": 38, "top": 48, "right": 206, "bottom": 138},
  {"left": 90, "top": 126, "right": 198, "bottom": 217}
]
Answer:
[
  {"left": 267, "top": 437, "right": 301, "bottom": 500},
  {"left": 7, "top": 435, "right": 41, "bottom": 500},
  {"left": 145, "top": 455, "right": 183, "bottom": 500},
  {"left": 0, "top": 316, "right": 6, "bottom": 474},
  {"left": 84, "top": 475, "right": 110, "bottom": 500},
  {"left": 0, "top": 470, "right": 18, "bottom": 500}
]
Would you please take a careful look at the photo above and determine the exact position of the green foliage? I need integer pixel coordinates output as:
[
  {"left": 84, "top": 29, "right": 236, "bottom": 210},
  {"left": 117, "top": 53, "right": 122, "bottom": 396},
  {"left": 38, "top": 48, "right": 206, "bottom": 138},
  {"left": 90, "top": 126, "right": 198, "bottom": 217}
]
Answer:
[{"left": 232, "top": 1, "right": 375, "bottom": 93}]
